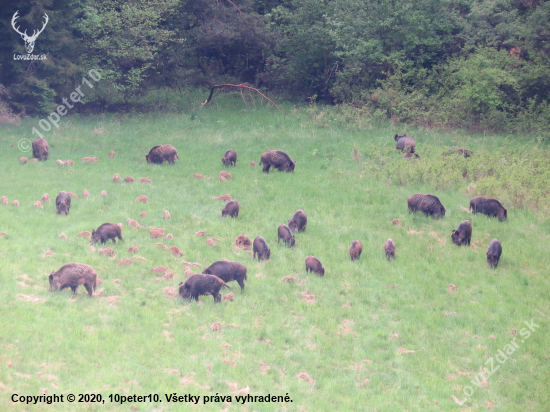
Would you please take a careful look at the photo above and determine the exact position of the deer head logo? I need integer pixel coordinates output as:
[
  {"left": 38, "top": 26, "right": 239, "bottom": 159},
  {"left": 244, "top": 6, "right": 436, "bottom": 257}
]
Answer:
[{"left": 12, "top": 11, "right": 49, "bottom": 54}]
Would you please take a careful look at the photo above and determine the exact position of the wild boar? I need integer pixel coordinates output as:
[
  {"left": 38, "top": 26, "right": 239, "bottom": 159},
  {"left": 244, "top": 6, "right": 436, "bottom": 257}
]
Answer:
[
  {"left": 288, "top": 209, "right": 307, "bottom": 232},
  {"left": 469, "top": 197, "right": 507, "bottom": 221},
  {"left": 222, "top": 149, "right": 237, "bottom": 166},
  {"left": 222, "top": 200, "right": 240, "bottom": 218},
  {"left": 253, "top": 236, "right": 270, "bottom": 260},
  {"left": 305, "top": 256, "right": 324, "bottom": 276},
  {"left": 277, "top": 224, "right": 295, "bottom": 247},
  {"left": 91, "top": 223, "right": 123, "bottom": 244},
  {"left": 486, "top": 238, "right": 502, "bottom": 268},
  {"left": 32, "top": 137, "right": 49, "bottom": 161},
  {"left": 259, "top": 150, "right": 295, "bottom": 173},
  {"left": 202, "top": 260, "right": 248, "bottom": 290},
  {"left": 394, "top": 134, "right": 416, "bottom": 153},
  {"left": 145, "top": 144, "right": 179, "bottom": 165},
  {"left": 384, "top": 238, "right": 396, "bottom": 260},
  {"left": 179, "top": 274, "right": 230, "bottom": 303},
  {"left": 451, "top": 220, "right": 472, "bottom": 246},
  {"left": 403, "top": 153, "right": 420, "bottom": 159},
  {"left": 55, "top": 191, "right": 71, "bottom": 216},
  {"left": 49, "top": 263, "right": 97, "bottom": 297},
  {"left": 407, "top": 194, "right": 446, "bottom": 218},
  {"left": 350, "top": 240, "right": 362, "bottom": 260},
  {"left": 449, "top": 146, "right": 474, "bottom": 157}
]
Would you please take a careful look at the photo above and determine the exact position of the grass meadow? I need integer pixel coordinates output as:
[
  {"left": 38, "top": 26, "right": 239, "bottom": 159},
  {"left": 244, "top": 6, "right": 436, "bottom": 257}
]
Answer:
[{"left": 0, "top": 96, "right": 549, "bottom": 411}]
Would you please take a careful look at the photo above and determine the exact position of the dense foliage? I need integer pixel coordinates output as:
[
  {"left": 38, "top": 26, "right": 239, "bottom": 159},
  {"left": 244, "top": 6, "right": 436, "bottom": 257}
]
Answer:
[{"left": 1, "top": 0, "right": 549, "bottom": 135}]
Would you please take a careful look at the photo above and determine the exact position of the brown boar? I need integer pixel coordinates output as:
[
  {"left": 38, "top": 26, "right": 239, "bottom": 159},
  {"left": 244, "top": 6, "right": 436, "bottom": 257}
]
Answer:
[
  {"left": 1, "top": 196, "right": 7, "bottom": 205},
  {"left": 407, "top": 194, "right": 446, "bottom": 218},
  {"left": 288, "top": 209, "right": 307, "bottom": 232},
  {"left": 394, "top": 134, "right": 416, "bottom": 153},
  {"left": 49, "top": 263, "right": 97, "bottom": 297},
  {"left": 253, "top": 236, "right": 270, "bottom": 260},
  {"left": 259, "top": 150, "right": 295, "bottom": 173},
  {"left": 179, "top": 274, "right": 230, "bottom": 303},
  {"left": 56, "top": 159, "right": 64, "bottom": 165},
  {"left": 113, "top": 174, "right": 120, "bottom": 182},
  {"left": 91, "top": 223, "right": 123, "bottom": 244},
  {"left": 220, "top": 171, "right": 233, "bottom": 179},
  {"left": 469, "top": 197, "right": 507, "bottom": 221},
  {"left": 99, "top": 247, "right": 115, "bottom": 257},
  {"left": 32, "top": 137, "right": 49, "bottom": 161},
  {"left": 109, "top": 150, "right": 115, "bottom": 158},
  {"left": 55, "top": 191, "right": 71, "bottom": 216},
  {"left": 222, "top": 150, "right": 237, "bottom": 166},
  {"left": 64, "top": 160, "right": 74, "bottom": 166},
  {"left": 305, "top": 256, "right": 325, "bottom": 276},
  {"left": 250, "top": 161, "right": 256, "bottom": 166},
  {"left": 202, "top": 260, "right": 248, "bottom": 290},
  {"left": 219, "top": 175, "right": 227, "bottom": 183},
  {"left": 170, "top": 246, "right": 183, "bottom": 256},
  {"left": 101, "top": 190, "right": 107, "bottom": 196},
  {"left": 34, "top": 201, "right": 43, "bottom": 208},
  {"left": 403, "top": 153, "right": 420, "bottom": 159},
  {"left": 82, "top": 157, "right": 98, "bottom": 162},
  {"left": 150, "top": 229, "right": 164, "bottom": 238},
  {"left": 13, "top": 200, "right": 19, "bottom": 207},
  {"left": 136, "top": 195, "right": 148, "bottom": 203},
  {"left": 145, "top": 144, "right": 179, "bottom": 165},
  {"left": 349, "top": 240, "right": 362, "bottom": 260},
  {"left": 449, "top": 146, "right": 474, "bottom": 157},
  {"left": 278, "top": 224, "right": 295, "bottom": 247},
  {"left": 163, "top": 210, "right": 171, "bottom": 219},
  {"left": 486, "top": 238, "right": 502, "bottom": 268},
  {"left": 222, "top": 200, "right": 240, "bottom": 218},
  {"left": 451, "top": 220, "right": 472, "bottom": 246},
  {"left": 20, "top": 157, "right": 29, "bottom": 163},
  {"left": 123, "top": 176, "right": 134, "bottom": 183},
  {"left": 235, "top": 235, "right": 251, "bottom": 250},
  {"left": 140, "top": 177, "right": 152, "bottom": 183},
  {"left": 83, "top": 190, "right": 89, "bottom": 198},
  {"left": 384, "top": 238, "right": 396, "bottom": 260},
  {"left": 41, "top": 193, "right": 50, "bottom": 203}
]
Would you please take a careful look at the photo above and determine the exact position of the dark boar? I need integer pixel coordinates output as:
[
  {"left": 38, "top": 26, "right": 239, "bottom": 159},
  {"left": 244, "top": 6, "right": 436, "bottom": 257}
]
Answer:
[
  {"left": 202, "top": 260, "right": 248, "bottom": 290},
  {"left": 277, "top": 224, "right": 295, "bottom": 247},
  {"left": 451, "top": 220, "right": 472, "bottom": 246},
  {"left": 486, "top": 238, "right": 502, "bottom": 268},
  {"left": 469, "top": 197, "right": 507, "bottom": 221},
  {"left": 450, "top": 146, "right": 474, "bottom": 158},
  {"left": 253, "top": 236, "right": 271, "bottom": 260},
  {"left": 145, "top": 144, "right": 179, "bottom": 164},
  {"left": 259, "top": 150, "right": 295, "bottom": 173},
  {"left": 350, "top": 240, "right": 362, "bottom": 260},
  {"left": 222, "top": 150, "right": 237, "bottom": 166},
  {"left": 288, "top": 209, "right": 307, "bottom": 232},
  {"left": 222, "top": 200, "right": 240, "bottom": 218},
  {"left": 407, "top": 194, "right": 446, "bottom": 218},
  {"left": 395, "top": 134, "right": 416, "bottom": 153},
  {"left": 305, "top": 256, "right": 324, "bottom": 276},
  {"left": 91, "top": 222, "right": 123, "bottom": 244},
  {"left": 32, "top": 137, "right": 49, "bottom": 161},
  {"left": 384, "top": 238, "right": 396, "bottom": 260},
  {"left": 403, "top": 152, "right": 420, "bottom": 159},
  {"left": 49, "top": 263, "right": 97, "bottom": 297},
  {"left": 178, "top": 274, "right": 230, "bottom": 303},
  {"left": 55, "top": 191, "right": 71, "bottom": 216}
]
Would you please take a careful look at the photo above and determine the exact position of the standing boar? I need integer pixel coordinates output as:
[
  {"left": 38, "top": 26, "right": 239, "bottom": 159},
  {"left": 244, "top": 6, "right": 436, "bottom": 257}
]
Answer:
[
  {"left": 277, "top": 224, "right": 295, "bottom": 247},
  {"left": 49, "top": 263, "right": 97, "bottom": 297},
  {"left": 451, "top": 220, "right": 472, "bottom": 246},
  {"left": 394, "top": 134, "right": 416, "bottom": 153},
  {"left": 222, "top": 150, "right": 237, "bottom": 166},
  {"left": 486, "top": 238, "right": 502, "bottom": 268},
  {"left": 179, "top": 274, "right": 230, "bottom": 303},
  {"left": 288, "top": 209, "right": 307, "bottom": 232},
  {"left": 145, "top": 144, "right": 179, "bottom": 164},
  {"left": 259, "top": 150, "right": 295, "bottom": 173},
  {"left": 202, "top": 260, "right": 248, "bottom": 290},
  {"left": 91, "top": 223, "right": 123, "bottom": 244},
  {"left": 469, "top": 197, "right": 507, "bottom": 221},
  {"left": 350, "top": 240, "right": 362, "bottom": 260},
  {"left": 55, "top": 191, "right": 71, "bottom": 216},
  {"left": 222, "top": 200, "right": 240, "bottom": 218},
  {"left": 253, "top": 236, "right": 270, "bottom": 260},
  {"left": 407, "top": 194, "right": 446, "bottom": 218},
  {"left": 32, "top": 137, "right": 49, "bottom": 161},
  {"left": 384, "top": 238, "right": 396, "bottom": 260},
  {"left": 305, "top": 256, "right": 324, "bottom": 276}
]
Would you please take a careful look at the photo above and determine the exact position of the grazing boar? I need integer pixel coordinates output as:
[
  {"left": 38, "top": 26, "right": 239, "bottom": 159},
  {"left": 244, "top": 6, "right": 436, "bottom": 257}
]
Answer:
[
  {"left": 1, "top": 196, "right": 7, "bottom": 205},
  {"left": 222, "top": 200, "right": 240, "bottom": 218},
  {"left": 451, "top": 220, "right": 472, "bottom": 246},
  {"left": 288, "top": 209, "right": 307, "bottom": 232},
  {"left": 407, "top": 194, "right": 446, "bottom": 218},
  {"left": 450, "top": 146, "right": 474, "bottom": 157},
  {"left": 277, "top": 224, "right": 295, "bottom": 247},
  {"left": 55, "top": 191, "right": 71, "bottom": 216},
  {"left": 394, "top": 134, "right": 416, "bottom": 153},
  {"left": 349, "top": 240, "right": 362, "bottom": 260},
  {"left": 219, "top": 175, "right": 227, "bottom": 183},
  {"left": 179, "top": 274, "right": 230, "bottom": 303},
  {"left": 469, "top": 197, "right": 507, "bottom": 221},
  {"left": 49, "top": 263, "right": 97, "bottom": 297},
  {"left": 83, "top": 190, "right": 89, "bottom": 198},
  {"left": 250, "top": 161, "right": 256, "bottom": 166},
  {"left": 41, "top": 193, "right": 50, "bottom": 203},
  {"left": 113, "top": 174, "right": 120, "bottom": 182},
  {"left": 109, "top": 150, "right": 115, "bottom": 158},
  {"left": 32, "top": 137, "right": 49, "bottom": 161},
  {"left": 384, "top": 238, "right": 396, "bottom": 260},
  {"left": 82, "top": 157, "right": 98, "bottom": 162},
  {"left": 101, "top": 190, "right": 107, "bottom": 196},
  {"left": 253, "top": 236, "right": 270, "bottom": 260},
  {"left": 34, "top": 201, "right": 43, "bottom": 208},
  {"left": 20, "top": 157, "right": 29, "bottom": 163},
  {"left": 202, "top": 260, "right": 248, "bottom": 290},
  {"left": 222, "top": 150, "right": 237, "bottom": 167},
  {"left": 235, "top": 235, "right": 252, "bottom": 250},
  {"left": 486, "top": 238, "right": 502, "bottom": 268},
  {"left": 403, "top": 152, "right": 420, "bottom": 159},
  {"left": 163, "top": 210, "right": 171, "bottom": 219},
  {"left": 136, "top": 195, "right": 148, "bottom": 203},
  {"left": 145, "top": 144, "right": 179, "bottom": 164},
  {"left": 305, "top": 256, "right": 325, "bottom": 276},
  {"left": 13, "top": 200, "right": 19, "bottom": 207},
  {"left": 64, "top": 160, "right": 74, "bottom": 166},
  {"left": 259, "top": 150, "right": 295, "bottom": 173},
  {"left": 140, "top": 177, "right": 152, "bottom": 183},
  {"left": 91, "top": 223, "right": 123, "bottom": 244},
  {"left": 123, "top": 176, "right": 134, "bottom": 183}
]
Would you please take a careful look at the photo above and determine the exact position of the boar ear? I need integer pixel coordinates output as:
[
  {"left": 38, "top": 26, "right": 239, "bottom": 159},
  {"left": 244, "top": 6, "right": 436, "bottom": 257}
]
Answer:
[{"left": 48, "top": 273, "right": 53, "bottom": 281}]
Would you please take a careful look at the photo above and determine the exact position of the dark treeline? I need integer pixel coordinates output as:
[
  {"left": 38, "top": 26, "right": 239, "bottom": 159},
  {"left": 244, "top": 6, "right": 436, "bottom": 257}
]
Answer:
[{"left": 1, "top": 0, "right": 549, "bottom": 133}]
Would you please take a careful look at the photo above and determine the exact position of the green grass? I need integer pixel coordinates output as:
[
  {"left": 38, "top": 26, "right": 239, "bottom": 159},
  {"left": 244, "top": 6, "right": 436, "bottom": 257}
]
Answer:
[{"left": 0, "top": 97, "right": 549, "bottom": 411}]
